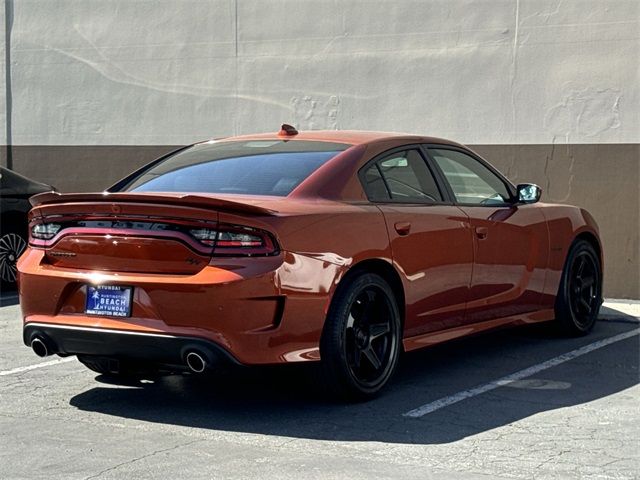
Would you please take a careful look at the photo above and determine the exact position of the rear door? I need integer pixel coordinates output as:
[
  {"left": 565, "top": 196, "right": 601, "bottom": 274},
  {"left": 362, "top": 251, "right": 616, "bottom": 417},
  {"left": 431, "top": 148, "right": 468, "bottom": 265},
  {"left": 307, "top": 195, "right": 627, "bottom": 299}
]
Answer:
[
  {"left": 360, "top": 147, "right": 473, "bottom": 336},
  {"left": 425, "top": 146, "right": 548, "bottom": 323}
]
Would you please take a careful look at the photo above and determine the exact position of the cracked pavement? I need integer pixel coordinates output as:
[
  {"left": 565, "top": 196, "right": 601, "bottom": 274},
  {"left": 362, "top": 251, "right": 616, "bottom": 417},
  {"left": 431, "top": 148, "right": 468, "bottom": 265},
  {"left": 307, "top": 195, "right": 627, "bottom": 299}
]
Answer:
[{"left": 0, "top": 295, "right": 638, "bottom": 479}]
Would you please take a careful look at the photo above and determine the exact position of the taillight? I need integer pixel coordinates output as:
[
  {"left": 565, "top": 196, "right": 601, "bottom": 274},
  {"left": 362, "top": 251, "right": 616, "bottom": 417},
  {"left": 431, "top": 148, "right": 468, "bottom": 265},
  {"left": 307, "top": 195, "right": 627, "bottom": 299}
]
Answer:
[
  {"left": 189, "top": 228, "right": 217, "bottom": 246},
  {"left": 189, "top": 225, "right": 278, "bottom": 256},
  {"left": 30, "top": 223, "right": 62, "bottom": 241}
]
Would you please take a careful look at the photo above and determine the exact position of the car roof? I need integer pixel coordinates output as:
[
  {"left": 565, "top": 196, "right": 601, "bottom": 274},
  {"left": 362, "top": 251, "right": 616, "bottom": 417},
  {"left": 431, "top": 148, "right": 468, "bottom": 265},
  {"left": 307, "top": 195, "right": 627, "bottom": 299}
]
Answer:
[
  {"left": 176, "top": 129, "right": 470, "bottom": 202},
  {"left": 211, "top": 130, "right": 464, "bottom": 148}
]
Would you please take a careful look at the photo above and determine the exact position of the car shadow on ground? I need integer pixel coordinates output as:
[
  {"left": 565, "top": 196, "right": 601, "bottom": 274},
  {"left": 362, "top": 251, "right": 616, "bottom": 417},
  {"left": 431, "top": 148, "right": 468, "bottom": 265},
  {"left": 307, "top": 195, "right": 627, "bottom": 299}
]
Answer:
[
  {"left": 69, "top": 311, "right": 639, "bottom": 445},
  {"left": 0, "top": 290, "right": 19, "bottom": 307}
]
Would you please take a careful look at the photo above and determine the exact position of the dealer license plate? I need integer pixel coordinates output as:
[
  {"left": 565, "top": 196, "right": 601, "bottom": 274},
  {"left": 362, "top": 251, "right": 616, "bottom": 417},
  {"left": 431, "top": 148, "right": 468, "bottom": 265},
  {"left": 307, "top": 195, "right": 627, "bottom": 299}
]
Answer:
[{"left": 85, "top": 285, "right": 133, "bottom": 317}]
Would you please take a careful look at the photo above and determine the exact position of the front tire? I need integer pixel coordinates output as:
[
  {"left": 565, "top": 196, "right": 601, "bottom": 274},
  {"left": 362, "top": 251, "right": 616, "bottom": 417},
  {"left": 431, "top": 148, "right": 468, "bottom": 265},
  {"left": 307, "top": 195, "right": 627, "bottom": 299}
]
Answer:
[
  {"left": 318, "top": 273, "right": 401, "bottom": 400},
  {"left": 555, "top": 240, "right": 602, "bottom": 336}
]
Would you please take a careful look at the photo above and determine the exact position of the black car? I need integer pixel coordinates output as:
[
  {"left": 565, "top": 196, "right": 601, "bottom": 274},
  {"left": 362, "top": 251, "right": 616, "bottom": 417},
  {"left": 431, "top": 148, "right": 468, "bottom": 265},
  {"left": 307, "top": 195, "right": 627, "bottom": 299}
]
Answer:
[{"left": 0, "top": 167, "right": 54, "bottom": 290}]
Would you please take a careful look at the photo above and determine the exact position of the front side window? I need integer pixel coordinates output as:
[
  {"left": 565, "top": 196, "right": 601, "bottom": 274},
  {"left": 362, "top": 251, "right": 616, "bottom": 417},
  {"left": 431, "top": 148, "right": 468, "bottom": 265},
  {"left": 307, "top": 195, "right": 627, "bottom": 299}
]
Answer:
[
  {"left": 123, "top": 140, "right": 350, "bottom": 196},
  {"left": 362, "top": 149, "right": 442, "bottom": 202},
  {"left": 429, "top": 149, "right": 512, "bottom": 205}
]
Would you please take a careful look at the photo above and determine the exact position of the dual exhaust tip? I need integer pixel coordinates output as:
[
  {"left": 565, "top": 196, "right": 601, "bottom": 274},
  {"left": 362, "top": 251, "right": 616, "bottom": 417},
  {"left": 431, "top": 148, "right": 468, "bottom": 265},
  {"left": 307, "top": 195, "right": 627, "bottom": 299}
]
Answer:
[
  {"left": 31, "top": 337, "right": 51, "bottom": 358},
  {"left": 30, "top": 335, "right": 210, "bottom": 374},
  {"left": 185, "top": 351, "right": 207, "bottom": 373}
]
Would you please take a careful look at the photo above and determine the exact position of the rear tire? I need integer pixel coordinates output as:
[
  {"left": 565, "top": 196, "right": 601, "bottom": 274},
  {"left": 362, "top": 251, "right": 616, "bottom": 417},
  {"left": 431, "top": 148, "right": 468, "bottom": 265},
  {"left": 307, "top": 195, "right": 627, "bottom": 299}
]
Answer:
[
  {"left": 555, "top": 240, "right": 602, "bottom": 336},
  {"left": 318, "top": 273, "right": 401, "bottom": 401}
]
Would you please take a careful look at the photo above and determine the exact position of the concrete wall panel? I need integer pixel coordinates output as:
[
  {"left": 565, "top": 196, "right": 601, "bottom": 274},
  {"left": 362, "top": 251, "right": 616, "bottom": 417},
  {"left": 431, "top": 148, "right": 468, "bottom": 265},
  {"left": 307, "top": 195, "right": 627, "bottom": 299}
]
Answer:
[
  {"left": 6, "top": 0, "right": 639, "bottom": 145},
  {"left": 12, "top": 0, "right": 237, "bottom": 144}
]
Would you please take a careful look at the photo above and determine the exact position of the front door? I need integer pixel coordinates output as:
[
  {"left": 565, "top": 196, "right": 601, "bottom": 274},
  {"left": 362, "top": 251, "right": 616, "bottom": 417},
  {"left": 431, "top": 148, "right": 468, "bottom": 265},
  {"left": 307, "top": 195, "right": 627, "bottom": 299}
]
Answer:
[{"left": 426, "top": 147, "right": 548, "bottom": 324}]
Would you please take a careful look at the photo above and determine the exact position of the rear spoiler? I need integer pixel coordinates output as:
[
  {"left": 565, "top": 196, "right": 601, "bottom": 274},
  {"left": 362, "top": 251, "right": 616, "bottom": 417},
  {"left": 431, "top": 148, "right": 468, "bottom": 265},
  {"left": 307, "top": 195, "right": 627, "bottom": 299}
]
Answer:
[{"left": 29, "top": 191, "right": 277, "bottom": 216}]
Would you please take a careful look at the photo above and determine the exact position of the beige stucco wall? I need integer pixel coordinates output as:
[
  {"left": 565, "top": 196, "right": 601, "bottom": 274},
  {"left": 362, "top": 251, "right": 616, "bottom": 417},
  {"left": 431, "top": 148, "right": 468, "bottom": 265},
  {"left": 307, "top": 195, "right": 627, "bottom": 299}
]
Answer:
[{"left": 2, "top": 0, "right": 638, "bottom": 146}]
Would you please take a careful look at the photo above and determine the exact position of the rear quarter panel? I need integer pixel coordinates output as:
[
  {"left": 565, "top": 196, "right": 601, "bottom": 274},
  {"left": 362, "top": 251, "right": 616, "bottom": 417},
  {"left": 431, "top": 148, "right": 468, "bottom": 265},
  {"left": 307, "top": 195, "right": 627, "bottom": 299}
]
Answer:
[{"left": 217, "top": 203, "right": 392, "bottom": 360}]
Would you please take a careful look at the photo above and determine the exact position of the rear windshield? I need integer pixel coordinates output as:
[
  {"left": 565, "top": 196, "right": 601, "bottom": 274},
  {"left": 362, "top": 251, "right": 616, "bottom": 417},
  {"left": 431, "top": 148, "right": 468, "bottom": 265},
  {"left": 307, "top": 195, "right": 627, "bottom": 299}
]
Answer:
[{"left": 124, "top": 140, "right": 350, "bottom": 196}]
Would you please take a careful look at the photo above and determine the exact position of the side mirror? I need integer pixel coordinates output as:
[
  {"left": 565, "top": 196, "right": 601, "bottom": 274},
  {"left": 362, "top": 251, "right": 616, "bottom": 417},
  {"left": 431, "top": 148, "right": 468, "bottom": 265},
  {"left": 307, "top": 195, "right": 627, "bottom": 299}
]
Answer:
[{"left": 517, "top": 183, "right": 542, "bottom": 204}]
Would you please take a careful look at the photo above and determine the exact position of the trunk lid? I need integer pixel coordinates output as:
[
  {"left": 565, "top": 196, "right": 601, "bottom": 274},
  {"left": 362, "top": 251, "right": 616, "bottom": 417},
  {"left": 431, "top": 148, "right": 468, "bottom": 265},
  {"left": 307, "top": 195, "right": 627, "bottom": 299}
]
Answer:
[{"left": 28, "top": 192, "right": 277, "bottom": 275}]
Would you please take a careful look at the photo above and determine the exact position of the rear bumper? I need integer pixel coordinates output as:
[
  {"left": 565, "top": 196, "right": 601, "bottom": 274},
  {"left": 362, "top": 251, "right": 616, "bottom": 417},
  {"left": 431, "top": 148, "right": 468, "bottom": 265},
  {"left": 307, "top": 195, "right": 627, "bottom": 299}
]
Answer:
[
  {"left": 17, "top": 248, "right": 342, "bottom": 364},
  {"left": 24, "top": 322, "right": 240, "bottom": 367}
]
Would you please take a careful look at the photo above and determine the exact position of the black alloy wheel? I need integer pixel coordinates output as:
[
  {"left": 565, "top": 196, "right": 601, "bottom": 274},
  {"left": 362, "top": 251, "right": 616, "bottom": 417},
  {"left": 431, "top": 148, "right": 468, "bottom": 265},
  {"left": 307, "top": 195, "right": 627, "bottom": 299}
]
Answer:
[
  {"left": 345, "top": 286, "right": 397, "bottom": 387},
  {"left": 319, "top": 272, "right": 401, "bottom": 400},
  {"left": 556, "top": 240, "right": 602, "bottom": 335}
]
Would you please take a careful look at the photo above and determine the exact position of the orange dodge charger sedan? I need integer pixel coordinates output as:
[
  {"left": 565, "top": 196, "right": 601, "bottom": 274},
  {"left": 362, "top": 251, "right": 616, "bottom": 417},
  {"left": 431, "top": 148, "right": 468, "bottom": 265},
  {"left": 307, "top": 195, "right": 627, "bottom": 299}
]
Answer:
[{"left": 17, "top": 126, "right": 603, "bottom": 399}]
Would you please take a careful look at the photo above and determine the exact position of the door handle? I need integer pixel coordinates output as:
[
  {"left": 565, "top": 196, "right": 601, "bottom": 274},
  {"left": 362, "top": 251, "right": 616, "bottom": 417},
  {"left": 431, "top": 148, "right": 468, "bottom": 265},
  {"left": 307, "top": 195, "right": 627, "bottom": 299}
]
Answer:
[
  {"left": 394, "top": 222, "right": 411, "bottom": 236},
  {"left": 475, "top": 226, "right": 488, "bottom": 240}
]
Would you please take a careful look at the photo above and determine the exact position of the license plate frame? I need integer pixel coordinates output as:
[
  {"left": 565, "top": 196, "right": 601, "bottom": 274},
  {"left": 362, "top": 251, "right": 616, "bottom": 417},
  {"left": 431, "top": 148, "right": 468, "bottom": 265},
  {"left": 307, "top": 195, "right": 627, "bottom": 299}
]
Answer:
[{"left": 85, "top": 285, "right": 133, "bottom": 318}]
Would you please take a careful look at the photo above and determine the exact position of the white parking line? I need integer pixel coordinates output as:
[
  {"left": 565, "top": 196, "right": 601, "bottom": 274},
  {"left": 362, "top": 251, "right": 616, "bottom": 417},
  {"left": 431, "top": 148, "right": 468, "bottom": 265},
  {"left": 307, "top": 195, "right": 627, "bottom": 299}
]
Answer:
[
  {"left": 0, "top": 357, "right": 75, "bottom": 377},
  {"left": 403, "top": 328, "right": 640, "bottom": 418}
]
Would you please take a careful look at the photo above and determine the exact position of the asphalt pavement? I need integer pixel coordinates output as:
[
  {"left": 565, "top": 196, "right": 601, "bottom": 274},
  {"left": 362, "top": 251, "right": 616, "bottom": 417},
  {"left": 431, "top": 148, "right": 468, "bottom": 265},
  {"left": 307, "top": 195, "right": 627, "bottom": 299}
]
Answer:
[{"left": 0, "top": 292, "right": 638, "bottom": 479}]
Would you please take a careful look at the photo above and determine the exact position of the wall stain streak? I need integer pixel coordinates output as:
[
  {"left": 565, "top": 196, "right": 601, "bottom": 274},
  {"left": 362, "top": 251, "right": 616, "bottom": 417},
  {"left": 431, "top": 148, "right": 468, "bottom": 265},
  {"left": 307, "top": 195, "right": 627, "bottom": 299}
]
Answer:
[{"left": 3, "top": 0, "right": 13, "bottom": 169}]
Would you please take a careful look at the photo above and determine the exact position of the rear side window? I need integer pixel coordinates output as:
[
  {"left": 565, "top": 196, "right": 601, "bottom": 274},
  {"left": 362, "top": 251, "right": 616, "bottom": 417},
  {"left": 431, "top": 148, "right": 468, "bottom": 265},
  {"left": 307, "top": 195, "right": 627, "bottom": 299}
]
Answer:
[
  {"left": 362, "top": 149, "right": 443, "bottom": 203},
  {"left": 362, "top": 164, "right": 390, "bottom": 201},
  {"left": 124, "top": 140, "right": 350, "bottom": 196}
]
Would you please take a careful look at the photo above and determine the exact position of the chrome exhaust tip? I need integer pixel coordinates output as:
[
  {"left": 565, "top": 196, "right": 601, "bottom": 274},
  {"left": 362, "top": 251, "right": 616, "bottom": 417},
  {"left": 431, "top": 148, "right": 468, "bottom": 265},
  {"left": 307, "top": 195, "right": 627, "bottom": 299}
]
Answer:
[
  {"left": 31, "top": 337, "right": 50, "bottom": 358},
  {"left": 185, "top": 351, "right": 207, "bottom": 373}
]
